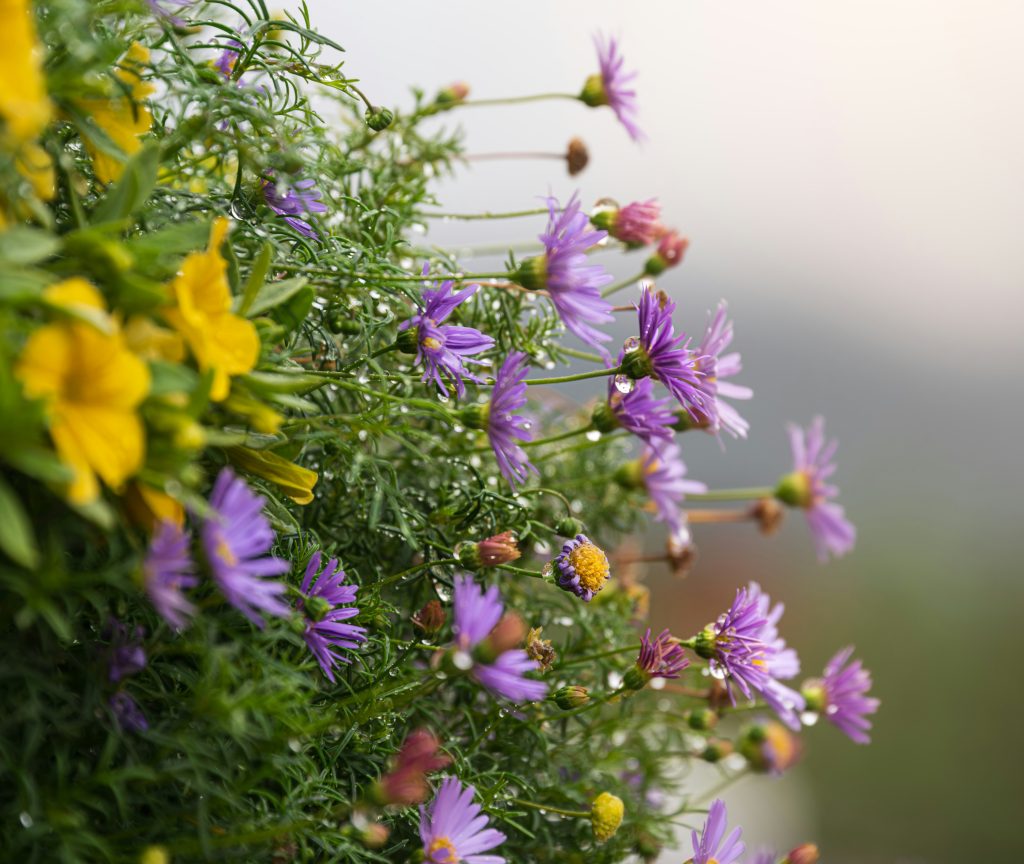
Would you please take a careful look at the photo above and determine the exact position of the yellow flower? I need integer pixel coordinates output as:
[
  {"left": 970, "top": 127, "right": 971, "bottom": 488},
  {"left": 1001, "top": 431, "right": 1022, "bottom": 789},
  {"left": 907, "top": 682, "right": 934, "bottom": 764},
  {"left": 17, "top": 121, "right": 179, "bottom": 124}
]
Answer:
[
  {"left": 0, "top": 0, "right": 53, "bottom": 144},
  {"left": 124, "top": 315, "right": 185, "bottom": 363},
  {"left": 124, "top": 482, "right": 185, "bottom": 531},
  {"left": 227, "top": 446, "right": 318, "bottom": 505},
  {"left": 16, "top": 279, "right": 151, "bottom": 504},
  {"left": 163, "top": 218, "right": 259, "bottom": 401},
  {"left": 590, "top": 792, "right": 624, "bottom": 843},
  {"left": 78, "top": 43, "right": 154, "bottom": 184}
]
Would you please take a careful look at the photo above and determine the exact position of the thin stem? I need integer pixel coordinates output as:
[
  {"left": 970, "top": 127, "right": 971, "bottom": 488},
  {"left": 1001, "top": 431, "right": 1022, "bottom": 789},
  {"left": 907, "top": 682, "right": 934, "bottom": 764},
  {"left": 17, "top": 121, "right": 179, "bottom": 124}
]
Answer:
[
  {"left": 418, "top": 207, "right": 552, "bottom": 221},
  {"left": 377, "top": 557, "right": 460, "bottom": 588},
  {"left": 514, "top": 486, "right": 575, "bottom": 514},
  {"left": 521, "top": 364, "right": 621, "bottom": 387},
  {"left": 557, "top": 644, "right": 640, "bottom": 669},
  {"left": 558, "top": 345, "right": 605, "bottom": 363},
  {"left": 511, "top": 799, "right": 589, "bottom": 819},
  {"left": 465, "top": 151, "right": 564, "bottom": 162},
  {"left": 694, "top": 768, "right": 749, "bottom": 806},
  {"left": 683, "top": 508, "right": 755, "bottom": 524},
  {"left": 498, "top": 564, "right": 547, "bottom": 579},
  {"left": 346, "top": 82, "right": 375, "bottom": 111},
  {"left": 601, "top": 271, "right": 647, "bottom": 298},
  {"left": 273, "top": 263, "right": 511, "bottom": 282},
  {"left": 458, "top": 93, "right": 582, "bottom": 108},
  {"left": 686, "top": 487, "right": 775, "bottom": 502},
  {"left": 521, "top": 426, "right": 592, "bottom": 449}
]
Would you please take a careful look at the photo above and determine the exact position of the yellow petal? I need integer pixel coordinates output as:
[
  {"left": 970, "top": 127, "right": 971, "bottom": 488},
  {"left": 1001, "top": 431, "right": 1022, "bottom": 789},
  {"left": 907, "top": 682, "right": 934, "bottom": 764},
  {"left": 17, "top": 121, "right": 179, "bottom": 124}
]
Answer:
[
  {"left": 15, "top": 322, "right": 72, "bottom": 402},
  {"left": 124, "top": 482, "right": 185, "bottom": 530},
  {"left": 124, "top": 315, "right": 185, "bottom": 362},
  {"left": 0, "top": 0, "right": 53, "bottom": 144},
  {"left": 54, "top": 403, "right": 145, "bottom": 495},
  {"left": 227, "top": 446, "right": 318, "bottom": 505}
]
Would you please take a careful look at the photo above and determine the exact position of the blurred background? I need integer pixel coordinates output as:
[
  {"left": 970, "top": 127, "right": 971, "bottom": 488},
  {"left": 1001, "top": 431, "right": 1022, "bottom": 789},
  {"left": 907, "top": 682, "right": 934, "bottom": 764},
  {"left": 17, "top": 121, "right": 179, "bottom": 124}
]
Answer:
[{"left": 305, "top": 1, "right": 1023, "bottom": 859}]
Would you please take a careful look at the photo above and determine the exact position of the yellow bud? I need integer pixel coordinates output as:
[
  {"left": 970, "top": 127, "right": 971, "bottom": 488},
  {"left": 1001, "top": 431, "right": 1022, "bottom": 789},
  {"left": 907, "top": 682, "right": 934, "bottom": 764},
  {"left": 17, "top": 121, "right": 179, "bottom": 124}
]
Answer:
[
  {"left": 590, "top": 791, "right": 624, "bottom": 843},
  {"left": 227, "top": 446, "right": 318, "bottom": 505},
  {"left": 139, "top": 846, "right": 170, "bottom": 864}
]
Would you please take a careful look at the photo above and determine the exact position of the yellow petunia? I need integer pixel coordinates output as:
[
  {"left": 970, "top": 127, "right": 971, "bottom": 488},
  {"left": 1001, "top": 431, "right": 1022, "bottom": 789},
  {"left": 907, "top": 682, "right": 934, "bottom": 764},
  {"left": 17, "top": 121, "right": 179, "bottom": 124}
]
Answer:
[
  {"left": 16, "top": 279, "right": 151, "bottom": 504},
  {"left": 163, "top": 218, "right": 259, "bottom": 401},
  {"left": 0, "top": 0, "right": 53, "bottom": 144},
  {"left": 78, "top": 42, "right": 154, "bottom": 184}
]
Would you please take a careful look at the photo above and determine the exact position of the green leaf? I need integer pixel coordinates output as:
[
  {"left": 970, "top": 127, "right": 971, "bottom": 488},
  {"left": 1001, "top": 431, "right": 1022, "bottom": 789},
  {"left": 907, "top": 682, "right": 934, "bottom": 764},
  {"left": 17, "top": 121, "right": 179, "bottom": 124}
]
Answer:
[
  {"left": 91, "top": 144, "right": 160, "bottom": 224},
  {"left": 148, "top": 360, "right": 199, "bottom": 397},
  {"left": 0, "top": 227, "right": 60, "bottom": 266},
  {"left": 235, "top": 242, "right": 273, "bottom": 315},
  {"left": 0, "top": 477, "right": 39, "bottom": 569},
  {"left": 241, "top": 370, "right": 327, "bottom": 395},
  {"left": 245, "top": 277, "right": 309, "bottom": 317},
  {"left": 270, "top": 285, "right": 315, "bottom": 333}
]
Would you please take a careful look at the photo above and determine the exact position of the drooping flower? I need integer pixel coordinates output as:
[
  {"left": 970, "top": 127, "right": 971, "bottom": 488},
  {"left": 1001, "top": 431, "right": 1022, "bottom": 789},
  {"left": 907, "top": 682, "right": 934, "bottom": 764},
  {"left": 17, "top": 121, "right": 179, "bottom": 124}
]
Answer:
[
  {"left": 15, "top": 279, "right": 150, "bottom": 504},
  {"left": 693, "top": 301, "right": 753, "bottom": 439},
  {"left": 590, "top": 792, "right": 625, "bottom": 843},
  {"left": 581, "top": 33, "right": 643, "bottom": 142},
  {"left": 592, "top": 198, "right": 661, "bottom": 246},
  {"left": 515, "top": 194, "right": 614, "bottom": 351},
  {"left": 452, "top": 574, "right": 547, "bottom": 703},
  {"left": 262, "top": 176, "right": 328, "bottom": 240},
  {"left": 595, "top": 365, "right": 677, "bottom": 449},
  {"left": 163, "top": 218, "right": 260, "bottom": 401},
  {"left": 296, "top": 551, "right": 366, "bottom": 682},
  {"left": 107, "top": 619, "right": 146, "bottom": 683},
  {"left": 776, "top": 417, "right": 856, "bottom": 561},
  {"left": 227, "top": 446, "right": 318, "bottom": 505},
  {"left": 626, "top": 628, "right": 689, "bottom": 689},
  {"left": 745, "top": 582, "right": 805, "bottom": 730},
  {"left": 419, "top": 777, "right": 506, "bottom": 864},
  {"left": 201, "top": 467, "right": 290, "bottom": 627},
  {"left": 110, "top": 691, "right": 148, "bottom": 733},
  {"left": 622, "top": 285, "right": 712, "bottom": 420},
  {"left": 144, "top": 520, "right": 198, "bottom": 630},
  {"left": 640, "top": 442, "right": 706, "bottom": 535},
  {"left": 803, "top": 647, "right": 879, "bottom": 744},
  {"left": 739, "top": 720, "right": 803, "bottom": 775},
  {"left": 644, "top": 230, "right": 689, "bottom": 276},
  {"left": 376, "top": 728, "right": 452, "bottom": 806},
  {"left": 552, "top": 534, "right": 610, "bottom": 602},
  {"left": 481, "top": 352, "right": 537, "bottom": 489},
  {"left": 694, "top": 587, "right": 771, "bottom": 702},
  {"left": 398, "top": 274, "right": 494, "bottom": 399},
  {"left": 690, "top": 799, "right": 745, "bottom": 864}
]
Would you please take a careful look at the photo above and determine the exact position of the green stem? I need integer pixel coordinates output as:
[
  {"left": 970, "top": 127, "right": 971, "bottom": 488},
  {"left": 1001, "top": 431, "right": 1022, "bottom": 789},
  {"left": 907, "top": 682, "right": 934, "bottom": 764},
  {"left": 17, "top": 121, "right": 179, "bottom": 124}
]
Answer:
[
  {"left": 273, "top": 263, "right": 511, "bottom": 282},
  {"left": 694, "top": 768, "right": 749, "bottom": 806},
  {"left": 458, "top": 93, "right": 582, "bottom": 108},
  {"left": 511, "top": 799, "right": 589, "bottom": 819},
  {"left": 558, "top": 345, "right": 606, "bottom": 363},
  {"left": 498, "top": 564, "right": 547, "bottom": 579},
  {"left": 686, "top": 487, "right": 774, "bottom": 502},
  {"left": 514, "top": 486, "right": 575, "bottom": 514},
  {"left": 557, "top": 644, "right": 640, "bottom": 669},
  {"left": 377, "top": 557, "right": 460, "bottom": 588},
  {"left": 521, "top": 426, "right": 592, "bottom": 449},
  {"left": 419, "top": 207, "right": 552, "bottom": 221},
  {"left": 601, "top": 271, "right": 647, "bottom": 298},
  {"left": 520, "top": 365, "right": 621, "bottom": 387}
]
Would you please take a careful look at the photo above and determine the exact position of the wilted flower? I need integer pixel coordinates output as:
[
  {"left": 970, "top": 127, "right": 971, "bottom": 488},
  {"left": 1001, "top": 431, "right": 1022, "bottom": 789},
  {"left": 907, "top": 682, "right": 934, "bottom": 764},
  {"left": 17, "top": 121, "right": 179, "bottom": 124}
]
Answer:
[
  {"left": 690, "top": 799, "right": 744, "bottom": 864},
  {"left": 262, "top": 176, "right": 328, "bottom": 240},
  {"left": 552, "top": 534, "right": 611, "bottom": 602},
  {"left": 582, "top": 33, "right": 643, "bottom": 142},
  {"left": 412, "top": 599, "right": 447, "bottom": 635},
  {"left": 566, "top": 136, "right": 590, "bottom": 175},
  {"left": 143, "top": 521, "right": 198, "bottom": 630},
  {"left": 590, "top": 791, "right": 625, "bottom": 843},
  {"left": 525, "top": 626, "right": 556, "bottom": 672},
  {"left": 483, "top": 352, "right": 537, "bottom": 489},
  {"left": 201, "top": 467, "right": 290, "bottom": 627},
  {"left": 692, "top": 301, "right": 753, "bottom": 439},
  {"left": 419, "top": 777, "right": 506, "bottom": 864},
  {"left": 776, "top": 417, "right": 856, "bottom": 561},
  {"left": 625, "top": 628, "right": 689, "bottom": 689},
  {"left": 803, "top": 646, "right": 879, "bottom": 744},
  {"left": 644, "top": 230, "right": 689, "bottom": 275},
  {"left": 375, "top": 728, "right": 451, "bottom": 806},
  {"left": 296, "top": 552, "right": 366, "bottom": 683}
]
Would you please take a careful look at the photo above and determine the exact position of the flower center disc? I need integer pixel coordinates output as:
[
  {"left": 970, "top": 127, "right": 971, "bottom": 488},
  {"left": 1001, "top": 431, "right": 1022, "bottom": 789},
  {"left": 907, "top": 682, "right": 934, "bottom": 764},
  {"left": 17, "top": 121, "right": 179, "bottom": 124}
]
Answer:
[
  {"left": 427, "top": 836, "right": 458, "bottom": 864},
  {"left": 568, "top": 543, "right": 610, "bottom": 592}
]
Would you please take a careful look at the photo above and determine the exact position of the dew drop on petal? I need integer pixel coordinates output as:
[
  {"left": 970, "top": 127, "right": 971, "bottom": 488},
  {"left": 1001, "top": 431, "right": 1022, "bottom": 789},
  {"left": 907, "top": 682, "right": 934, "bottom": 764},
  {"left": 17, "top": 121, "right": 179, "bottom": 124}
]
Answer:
[{"left": 622, "top": 336, "right": 641, "bottom": 353}]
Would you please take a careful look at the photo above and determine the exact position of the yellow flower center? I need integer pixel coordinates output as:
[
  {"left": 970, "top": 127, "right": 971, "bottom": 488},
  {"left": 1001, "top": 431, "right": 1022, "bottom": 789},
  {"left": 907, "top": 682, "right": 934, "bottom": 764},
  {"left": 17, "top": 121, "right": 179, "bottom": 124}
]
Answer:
[
  {"left": 569, "top": 542, "right": 610, "bottom": 593},
  {"left": 421, "top": 336, "right": 443, "bottom": 352},
  {"left": 215, "top": 534, "right": 237, "bottom": 567},
  {"left": 427, "top": 836, "right": 458, "bottom": 863}
]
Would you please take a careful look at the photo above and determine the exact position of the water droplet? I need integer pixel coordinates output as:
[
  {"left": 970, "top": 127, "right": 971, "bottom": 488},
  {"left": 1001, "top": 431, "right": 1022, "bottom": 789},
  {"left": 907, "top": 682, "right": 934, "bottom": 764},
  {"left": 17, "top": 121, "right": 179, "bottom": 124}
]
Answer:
[
  {"left": 18, "top": 813, "right": 32, "bottom": 829},
  {"left": 800, "top": 710, "right": 819, "bottom": 726},
  {"left": 585, "top": 429, "right": 601, "bottom": 442},
  {"left": 622, "top": 336, "right": 641, "bottom": 353},
  {"left": 607, "top": 671, "right": 624, "bottom": 689},
  {"left": 709, "top": 664, "right": 728, "bottom": 680},
  {"left": 650, "top": 676, "right": 667, "bottom": 691},
  {"left": 613, "top": 374, "right": 635, "bottom": 394},
  {"left": 452, "top": 650, "right": 473, "bottom": 671}
]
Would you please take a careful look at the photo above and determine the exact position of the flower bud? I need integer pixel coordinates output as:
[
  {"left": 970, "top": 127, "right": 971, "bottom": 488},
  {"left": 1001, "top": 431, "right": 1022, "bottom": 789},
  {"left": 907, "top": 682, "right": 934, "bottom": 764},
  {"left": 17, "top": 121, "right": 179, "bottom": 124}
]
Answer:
[
  {"left": 686, "top": 707, "right": 719, "bottom": 731},
  {"left": 566, "top": 137, "right": 589, "bottom": 176},
  {"left": 580, "top": 73, "right": 608, "bottom": 107},
  {"left": 555, "top": 516, "right": 585, "bottom": 537},
  {"left": 775, "top": 471, "right": 812, "bottom": 508},
  {"left": 477, "top": 531, "right": 521, "bottom": 567},
  {"left": 364, "top": 106, "right": 394, "bottom": 131},
  {"left": 481, "top": 612, "right": 526, "bottom": 658},
  {"left": 783, "top": 844, "right": 820, "bottom": 864},
  {"left": 435, "top": 81, "right": 470, "bottom": 105},
  {"left": 739, "top": 722, "right": 802, "bottom": 774},
  {"left": 644, "top": 231, "right": 688, "bottom": 275},
  {"left": 751, "top": 497, "right": 786, "bottom": 535},
  {"left": 374, "top": 728, "right": 450, "bottom": 806},
  {"left": 590, "top": 401, "right": 621, "bottom": 433},
  {"left": 526, "top": 627, "right": 556, "bottom": 672},
  {"left": 359, "top": 823, "right": 390, "bottom": 850},
  {"left": 139, "top": 847, "right": 170, "bottom": 864},
  {"left": 411, "top": 600, "right": 446, "bottom": 635},
  {"left": 514, "top": 255, "right": 548, "bottom": 291},
  {"left": 634, "top": 830, "right": 662, "bottom": 862},
  {"left": 700, "top": 739, "right": 733, "bottom": 763},
  {"left": 396, "top": 326, "right": 420, "bottom": 354},
  {"left": 590, "top": 792, "right": 624, "bottom": 843},
  {"left": 613, "top": 459, "right": 645, "bottom": 490},
  {"left": 554, "top": 685, "right": 590, "bottom": 710}
]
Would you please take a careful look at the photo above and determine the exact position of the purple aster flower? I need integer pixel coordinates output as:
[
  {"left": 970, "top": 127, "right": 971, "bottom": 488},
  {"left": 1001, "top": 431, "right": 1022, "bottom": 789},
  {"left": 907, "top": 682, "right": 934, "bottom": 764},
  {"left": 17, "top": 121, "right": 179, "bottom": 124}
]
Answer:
[
  {"left": 695, "top": 587, "right": 771, "bottom": 703},
  {"left": 483, "top": 352, "right": 537, "bottom": 490},
  {"left": 582, "top": 33, "right": 644, "bottom": 142},
  {"left": 516, "top": 193, "right": 614, "bottom": 352},
  {"left": 635, "top": 628, "right": 689, "bottom": 680},
  {"left": 106, "top": 619, "right": 146, "bottom": 683},
  {"left": 399, "top": 273, "right": 494, "bottom": 399},
  {"left": 600, "top": 364, "right": 676, "bottom": 449},
  {"left": 778, "top": 417, "right": 856, "bottom": 561},
  {"left": 745, "top": 582, "right": 805, "bottom": 730},
  {"left": 215, "top": 38, "right": 244, "bottom": 79},
  {"left": 419, "top": 776, "right": 507, "bottom": 864},
  {"left": 749, "top": 850, "right": 777, "bottom": 864},
  {"left": 201, "top": 467, "right": 290, "bottom": 628},
  {"left": 690, "top": 799, "right": 745, "bottom": 864},
  {"left": 552, "top": 534, "right": 611, "bottom": 602},
  {"left": 693, "top": 301, "right": 753, "bottom": 439},
  {"left": 805, "top": 647, "right": 879, "bottom": 744},
  {"left": 143, "top": 520, "right": 198, "bottom": 630},
  {"left": 296, "top": 551, "right": 367, "bottom": 683},
  {"left": 147, "top": 0, "right": 191, "bottom": 25},
  {"left": 624, "top": 284, "right": 713, "bottom": 420},
  {"left": 640, "top": 441, "right": 706, "bottom": 536},
  {"left": 262, "top": 177, "right": 328, "bottom": 240},
  {"left": 451, "top": 574, "right": 547, "bottom": 703},
  {"left": 109, "top": 691, "right": 148, "bottom": 733}
]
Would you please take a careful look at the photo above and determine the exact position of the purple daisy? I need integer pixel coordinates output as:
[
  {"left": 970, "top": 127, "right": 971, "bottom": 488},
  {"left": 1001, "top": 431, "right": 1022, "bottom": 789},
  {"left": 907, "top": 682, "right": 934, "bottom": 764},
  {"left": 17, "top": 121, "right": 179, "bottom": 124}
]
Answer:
[
  {"left": 693, "top": 301, "right": 753, "bottom": 439},
  {"left": 778, "top": 417, "right": 856, "bottom": 561},
  {"left": 690, "top": 799, "right": 745, "bottom": 864},
  {"left": 625, "top": 285, "right": 713, "bottom": 420},
  {"left": 215, "top": 38, "right": 244, "bottom": 80},
  {"left": 109, "top": 691, "right": 148, "bottom": 733},
  {"left": 262, "top": 177, "right": 328, "bottom": 241},
  {"left": 399, "top": 274, "right": 494, "bottom": 399},
  {"left": 419, "top": 776, "right": 507, "bottom": 864},
  {"left": 695, "top": 587, "right": 771, "bottom": 703},
  {"left": 296, "top": 552, "right": 367, "bottom": 683},
  {"left": 147, "top": 0, "right": 191, "bottom": 25},
  {"left": 805, "top": 647, "right": 879, "bottom": 744},
  {"left": 583, "top": 33, "right": 643, "bottom": 142},
  {"left": 640, "top": 442, "right": 706, "bottom": 536},
  {"left": 107, "top": 619, "right": 146, "bottom": 683},
  {"left": 484, "top": 352, "right": 537, "bottom": 490},
  {"left": 452, "top": 574, "right": 547, "bottom": 703},
  {"left": 552, "top": 534, "right": 611, "bottom": 602},
  {"left": 745, "top": 582, "right": 805, "bottom": 730},
  {"left": 601, "top": 364, "right": 676, "bottom": 449},
  {"left": 143, "top": 520, "right": 198, "bottom": 630},
  {"left": 201, "top": 467, "right": 290, "bottom": 628},
  {"left": 517, "top": 193, "right": 614, "bottom": 352},
  {"left": 636, "top": 628, "right": 689, "bottom": 680}
]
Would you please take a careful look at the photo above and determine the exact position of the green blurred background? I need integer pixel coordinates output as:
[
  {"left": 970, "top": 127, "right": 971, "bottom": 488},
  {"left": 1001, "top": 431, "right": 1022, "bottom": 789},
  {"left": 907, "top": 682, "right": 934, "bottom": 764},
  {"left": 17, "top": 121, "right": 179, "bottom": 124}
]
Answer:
[{"left": 307, "top": 1, "right": 1023, "bottom": 857}]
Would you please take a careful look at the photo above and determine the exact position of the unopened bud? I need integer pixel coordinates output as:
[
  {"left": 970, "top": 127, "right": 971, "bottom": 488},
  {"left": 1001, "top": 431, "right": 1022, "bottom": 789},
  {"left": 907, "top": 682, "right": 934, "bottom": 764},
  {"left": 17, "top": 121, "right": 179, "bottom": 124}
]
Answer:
[
  {"left": 360, "top": 823, "right": 390, "bottom": 850},
  {"left": 751, "top": 497, "right": 785, "bottom": 535},
  {"left": 555, "top": 516, "right": 585, "bottom": 537},
  {"left": 590, "top": 792, "right": 624, "bottom": 843},
  {"left": 566, "top": 137, "right": 590, "bottom": 176},
  {"left": 783, "top": 844, "right": 820, "bottom": 864},
  {"left": 412, "top": 600, "right": 446, "bottom": 635},
  {"left": 644, "top": 231, "right": 688, "bottom": 276},
  {"left": 700, "top": 740, "right": 733, "bottom": 763},
  {"left": 514, "top": 255, "right": 548, "bottom": 291},
  {"left": 554, "top": 685, "right": 590, "bottom": 710},
  {"left": 477, "top": 531, "right": 521, "bottom": 567},
  {"left": 686, "top": 707, "right": 718, "bottom": 731},
  {"left": 485, "top": 612, "right": 526, "bottom": 655},
  {"left": 634, "top": 830, "right": 662, "bottom": 862},
  {"left": 364, "top": 106, "right": 394, "bottom": 131},
  {"left": 435, "top": 81, "right": 470, "bottom": 105}
]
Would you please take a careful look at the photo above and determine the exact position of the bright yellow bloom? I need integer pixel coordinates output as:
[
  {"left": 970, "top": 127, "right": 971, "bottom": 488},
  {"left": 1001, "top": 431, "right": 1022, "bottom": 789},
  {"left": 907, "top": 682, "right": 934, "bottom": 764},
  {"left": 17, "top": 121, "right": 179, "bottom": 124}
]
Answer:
[
  {"left": 124, "top": 315, "right": 185, "bottom": 362},
  {"left": 79, "top": 43, "right": 154, "bottom": 184},
  {"left": 164, "top": 218, "right": 259, "bottom": 401},
  {"left": 16, "top": 279, "right": 151, "bottom": 504},
  {"left": 124, "top": 482, "right": 185, "bottom": 531},
  {"left": 0, "top": 0, "right": 53, "bottom": 144},
  {"left": 227, "top": 446, "right": 318, "bottom": 505}
]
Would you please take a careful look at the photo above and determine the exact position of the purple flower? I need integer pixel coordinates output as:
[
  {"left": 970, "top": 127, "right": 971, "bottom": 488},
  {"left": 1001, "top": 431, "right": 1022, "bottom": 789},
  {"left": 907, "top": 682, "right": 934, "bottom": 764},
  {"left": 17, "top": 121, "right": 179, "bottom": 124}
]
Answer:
[
  {"left": 552, "top": 534, "right": 610, "bottom": 602},
  {"left": 201, "top": 467, "right": 290, "bottom": 628},
  {"left": 143, "top": 520, "right": 198, "bottom": 630},
  {"left": 262, "top": 177, "right": 328, "bottom": 240},
  {"left": 626, "top": 285, "right": 713, "bottom": 419},
  {"left": 419, "top": 776, "right": 507, "bottom": 864},
  {"left": 586, "top": 33, "right": 644, "bottom": 142},
  {"left": 452, "top": 574, "right": 547, "bottom": 703},
  {"left": 399, "top": 274, "right": 494, "bottom": 399},
  {"left": 780, "top": 417, "right": 856, "bottom": 561},
  {"left": 107, "top": 619, "right": 146, "bottom": 683},
  {"left": 745, "top": 582, "right": 805, "bottom": 730},
  {"left": 696, "top": 587, "right": 771, "bottom": 703},
  {"left": 215, "top": 38, "right": 244, "bottom": 79},
  {"left": 694, "top": 301, "right": 753, "bottom": 439},
  {"left": 807, "top": 647, "right": 879, "bottom": 744},
  {"left": 597, "top": 198, "right": 661, "bottom": 246},
  {"left": 518, "top": 194, "right": 614, "bottom": 352},
  {"left": 296, "top": 552, "right": 367, "bottom": 683},
  {"left": 147, "top": 0, "right": 191, "bottom": 25},
  {"left": 636, "top": 628, "right": 689, "bottom": 679},
  {"left": 484, "top": 352, "right": 537, "bottom": 490},
  {"left": 749, "top": 850, "right": 777, "bottom": 864},
  {"left": 690, "top": 799, "right": 744, "bottom": 864},
  {"left": 604, "top": 368, "right": 676, "bottom": 449},
  {"left": 110, "top": 691, "right": 148, "bottom": 733},
  {"left": 640, "top": 441, "right": 706, "bottom": 536}
]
